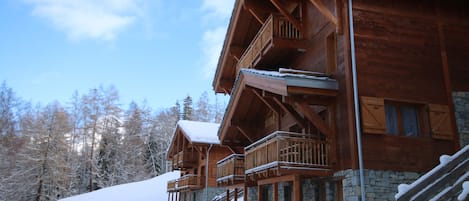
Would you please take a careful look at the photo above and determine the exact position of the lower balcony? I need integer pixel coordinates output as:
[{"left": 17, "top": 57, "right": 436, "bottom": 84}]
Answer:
[
  {"left": 167, "top": 179, "right": 178, "bottom": 192},
  {"left": 217, "top": 154, "right": 245, "bottom": 186},
  {"left": 177, "top": 174, "right": 204, "bottom": 190},
  {"left": 244, "top": 131, "right": 331, "bottom": 181}
]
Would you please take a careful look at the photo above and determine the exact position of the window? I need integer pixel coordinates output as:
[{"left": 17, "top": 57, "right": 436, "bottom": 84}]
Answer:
[{"left": 384, "top": 102, "right": 421, "bottom": 136}]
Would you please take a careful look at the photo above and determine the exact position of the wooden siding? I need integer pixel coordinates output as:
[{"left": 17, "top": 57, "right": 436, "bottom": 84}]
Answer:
[{"left": 352, "top": 0, "right": 466, "bottom": 172}]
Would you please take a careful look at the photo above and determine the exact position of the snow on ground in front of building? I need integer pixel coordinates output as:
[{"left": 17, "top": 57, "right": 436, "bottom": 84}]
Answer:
[{"left": 60, "top": 171, "right": 180, "bottom": 201}]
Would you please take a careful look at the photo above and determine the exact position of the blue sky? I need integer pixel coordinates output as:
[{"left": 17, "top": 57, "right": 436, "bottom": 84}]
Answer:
[{"left": 0, "top": 0, "right": 234, "bottom": 110}]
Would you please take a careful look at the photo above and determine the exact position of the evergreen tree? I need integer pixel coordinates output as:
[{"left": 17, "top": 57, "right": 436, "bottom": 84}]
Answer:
[{"left": 182, "top": 95, "right": 193, "bottom": 120}]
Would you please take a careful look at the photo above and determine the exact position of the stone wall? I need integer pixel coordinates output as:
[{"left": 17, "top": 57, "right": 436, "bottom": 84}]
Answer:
[
  {"left": 453, "top": 91, "right": 469, "bottom": 147},
  {"left": 247, "top": 186, "right": 258, "bottom": 201},
  {"left": 335, "top": 169, "right": 419, "bottom": 201},
  {"left": 189, "top": 187, "right": 225, "bottom": 201}
]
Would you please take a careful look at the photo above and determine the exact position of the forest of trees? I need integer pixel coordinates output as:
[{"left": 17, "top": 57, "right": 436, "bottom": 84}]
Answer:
[{"left": 0, "top": 82, "right": 226, "bottom": 201}]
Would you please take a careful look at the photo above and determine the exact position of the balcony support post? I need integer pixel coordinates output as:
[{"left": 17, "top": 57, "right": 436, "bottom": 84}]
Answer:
[
  {"left": 273, "top": 182, "right": 279, "bottom": 201},
  {"left": 258, "top": 185, "right": 264, "bottom": 201},
  {"left": 244, "top": 186, "right": 248, "bottom": 201},
  {"left": 293, "top": 175, "right": 301, "bottom": 201},
  {"left": 234, "top": 188, "right": 239, "bottom": 201}
]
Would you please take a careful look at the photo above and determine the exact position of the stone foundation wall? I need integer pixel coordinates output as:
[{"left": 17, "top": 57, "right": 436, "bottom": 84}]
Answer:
[
  {"left": 247, "top": 186, "right": 258, "bottom": 201},
  {"left": 188, "top": 187, "right": 225, "bottom": 201},
  {"left": 335, "top": 169, "right": 419, "bottom": 201},
  {"left": 453, "top": 91, "right": 469, "bottom": 147}
]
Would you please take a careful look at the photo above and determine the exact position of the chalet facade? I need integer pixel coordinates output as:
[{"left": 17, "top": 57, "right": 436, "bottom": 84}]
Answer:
[
  {"left": 166, "top": 120, "right": 232, "bottom": 201},
  {"left": 212, "top": 0, "right": 469, "bottom": 201}
]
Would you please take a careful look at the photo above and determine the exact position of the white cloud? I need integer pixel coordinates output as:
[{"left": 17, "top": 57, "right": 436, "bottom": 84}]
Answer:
[
  {"left": 202, "top": 26, "right": 227, "bottom": 79},
  {"left": 25, "top": 0, "right": 146, "bottom": 41},
  {"left": 199, "top": 0, "right": 234, "bottom": 80},
  {"left": 201, "top": 0, "right": 234, "bottom": 19}
]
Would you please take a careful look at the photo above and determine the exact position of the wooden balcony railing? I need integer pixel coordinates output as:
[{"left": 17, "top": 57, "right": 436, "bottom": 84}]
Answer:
[
  {"left": 245, "top": 131, "right": 331, "bottom": 179},
  {"left": 172, "top": 150, "right": 198, "bottom": 169},
  {"left": 237, "top": 14, "right": 304, "bottom": 72},
  {"left": 216, "top": 154, "right": 245, "bottom": 186},
  {"left": 167, "top": 179, "right": 178, "bottom": 192},
  {"left": 177, "top": 174, "right": 203, "bottom": 190}
]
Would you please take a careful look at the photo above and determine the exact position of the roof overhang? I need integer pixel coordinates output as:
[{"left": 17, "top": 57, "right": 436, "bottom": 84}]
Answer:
[{"left": 218, "top": 69, "right": 338, "bottom": 146}]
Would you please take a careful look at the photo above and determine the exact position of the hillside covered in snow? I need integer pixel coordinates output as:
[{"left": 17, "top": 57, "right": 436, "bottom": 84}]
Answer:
[{"left": 60, "top": 171, "right": 180, "bottom": 201}]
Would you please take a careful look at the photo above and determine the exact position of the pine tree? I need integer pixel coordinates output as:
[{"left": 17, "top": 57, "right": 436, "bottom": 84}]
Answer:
[{"left": 182, "top": 95, "right": 193, "bottom": 120}]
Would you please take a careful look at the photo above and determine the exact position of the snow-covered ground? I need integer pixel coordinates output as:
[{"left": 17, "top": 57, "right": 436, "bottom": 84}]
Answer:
[{"left": 60, "top": 171, "right": 180, "bottom": 201}]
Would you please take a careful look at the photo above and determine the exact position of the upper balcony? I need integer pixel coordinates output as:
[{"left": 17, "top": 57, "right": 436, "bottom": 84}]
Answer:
[
  {"left": 172, "top": 150, "right": 198, "bottom": 170},
  {"left": 236, "top": 14, "right": 307, "bottom": 74},
  {"left": 244, "top": 131, "right": 332, "bottom": 182},
  {"left": 177, "top": 174, "right": 204, "bottom": 190},
  {"left": 216, "top": 154, "right": 245, "bottom": 187}
]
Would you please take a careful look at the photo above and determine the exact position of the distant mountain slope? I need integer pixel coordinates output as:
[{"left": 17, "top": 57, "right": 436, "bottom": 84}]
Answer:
[{"left": 60, "top": 171, "right": 180, "bottom": 201}]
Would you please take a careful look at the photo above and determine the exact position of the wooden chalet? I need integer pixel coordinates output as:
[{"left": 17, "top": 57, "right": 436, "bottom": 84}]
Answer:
[
  {"left": 166, "top": 120, "right": 232, "bottom": 201},
  {"left": 212, "top": 0, "right": 469, "bottom": 200}
]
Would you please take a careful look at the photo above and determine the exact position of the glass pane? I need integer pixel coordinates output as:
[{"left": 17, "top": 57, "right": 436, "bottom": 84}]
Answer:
[
  {"left": 385, "top": 104, "right": 398, "bottom": 135},
  {"left": 401, "top": 106, "right": 420, "bottom": 137}
]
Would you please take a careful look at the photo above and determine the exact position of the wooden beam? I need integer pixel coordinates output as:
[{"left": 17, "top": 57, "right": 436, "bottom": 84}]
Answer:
[
  {"left": 270, "top": 0, "right": 303, "bottom": 31},
  {"left": 258, "top": 174, "right": 295, "bottom": 185},
  {"left": 436, "top": 4, "right": 460, "bottom": 150},
  {"left": 252, "top": 88, "right": 280, "bottom": 114},
  {"left": 335, "top": 0, "right": 343, "bottom": 34},
  {"left": 243, "top": 0, "right": 273, "bottom": 24},
  {"left": 236, "top": 126, "right": 255, "bottom": 143},
  {"left": 272, "top": 96, "right": 306, "bottom": 129},
  {"left": 229, "top": 45, "right": 245, "bottom": 61},
  {"left": 309, "top": 0, "right": 338, "bottom": 26},
  {"left": 295, "top": 102, "right": 333, "bottom": 137}
]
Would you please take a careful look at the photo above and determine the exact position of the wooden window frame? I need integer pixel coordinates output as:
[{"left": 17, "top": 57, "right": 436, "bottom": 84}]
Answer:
[{"left": 384, "top": 101, "right": 428, "bottom": 137}]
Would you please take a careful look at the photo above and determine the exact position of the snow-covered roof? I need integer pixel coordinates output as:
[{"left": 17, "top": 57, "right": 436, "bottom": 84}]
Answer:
[{"left": 177, "top": 120, "right": 220, "bottom": 144}]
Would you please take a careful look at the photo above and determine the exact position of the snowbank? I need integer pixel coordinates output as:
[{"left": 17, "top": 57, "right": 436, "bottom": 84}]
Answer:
[{"left": 60, "top": 171, "right": 180, "bottom": 201}]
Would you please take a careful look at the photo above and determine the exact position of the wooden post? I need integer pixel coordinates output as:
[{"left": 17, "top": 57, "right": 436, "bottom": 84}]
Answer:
[
  {"left": 234, "top": 188, "right": 238, "bottom": 201},
  {"left": 244, "top": 185, "right": 248, "bottom": 201},
  {"left": 258, "top": 185, "right": 263, "bottom": 201},
  {"left": 227, "top": 189, "right": 230, "bottom": 201},
  {"left": 273, "top": 182, "right": 279, "bottom": 201},
  {"left": 293, "top": 176, "right": 301, "bottom": 201},
  {"left": 175, "top": 192, "right": 178, "bottom": 201}
]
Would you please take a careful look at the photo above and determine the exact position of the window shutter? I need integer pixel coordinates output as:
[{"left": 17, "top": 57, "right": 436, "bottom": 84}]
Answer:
[
  {"left": 360, "top": 97, "right": 386, "bottom": 134},
  {"left": 429, "top": 104, "right": 453, "bottom": 140}
]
